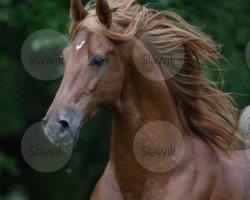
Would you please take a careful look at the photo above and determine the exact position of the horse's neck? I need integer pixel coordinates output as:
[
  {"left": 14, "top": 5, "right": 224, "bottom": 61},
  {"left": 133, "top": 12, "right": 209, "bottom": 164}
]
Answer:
[{"left": 109, "top": 60, "right": 192, "bottom": 197}]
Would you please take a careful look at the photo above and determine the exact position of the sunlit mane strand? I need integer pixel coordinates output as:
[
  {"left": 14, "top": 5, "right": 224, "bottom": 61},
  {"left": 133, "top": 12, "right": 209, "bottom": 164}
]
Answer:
[{"left": 71, "top": 0, "right": 242, "bottom": 153}]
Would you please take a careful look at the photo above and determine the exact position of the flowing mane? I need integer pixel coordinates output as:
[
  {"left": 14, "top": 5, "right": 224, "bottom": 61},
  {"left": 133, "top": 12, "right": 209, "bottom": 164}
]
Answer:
[{"left": 70, "top": 0, "right": 241, "bottom": 153}]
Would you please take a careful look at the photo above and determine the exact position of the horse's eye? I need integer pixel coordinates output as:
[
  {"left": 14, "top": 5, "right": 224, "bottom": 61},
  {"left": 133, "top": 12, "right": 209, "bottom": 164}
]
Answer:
[{"left": 89, "top": 55, "right": 106, "bottom": 67}]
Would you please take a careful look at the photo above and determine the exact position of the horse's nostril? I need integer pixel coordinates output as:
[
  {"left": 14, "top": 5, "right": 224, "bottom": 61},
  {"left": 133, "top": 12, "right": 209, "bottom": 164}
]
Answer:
[
  {"left": 41, "top": 118, "right": 48, "bottom": 127},
  {"left": 59, "top": 120, "right": 69, "bottom": 129}
]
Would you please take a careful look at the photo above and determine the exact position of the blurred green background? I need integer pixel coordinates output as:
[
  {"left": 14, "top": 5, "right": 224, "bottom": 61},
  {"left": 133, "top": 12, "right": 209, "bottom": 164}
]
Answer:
[{"left": 0, "top": 0, "right": 249, "bottom": 199}]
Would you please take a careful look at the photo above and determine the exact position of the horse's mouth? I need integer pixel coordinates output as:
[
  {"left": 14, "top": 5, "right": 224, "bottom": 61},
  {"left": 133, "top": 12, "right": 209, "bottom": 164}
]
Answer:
[{"left": 41, "top": 102, "right": 100, "bottom": 146}]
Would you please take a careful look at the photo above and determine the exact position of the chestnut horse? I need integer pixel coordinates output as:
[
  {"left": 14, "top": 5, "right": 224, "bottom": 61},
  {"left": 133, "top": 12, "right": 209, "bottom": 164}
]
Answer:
[{"left": 42, "top": 0, "right": 250, "bottom": 199}]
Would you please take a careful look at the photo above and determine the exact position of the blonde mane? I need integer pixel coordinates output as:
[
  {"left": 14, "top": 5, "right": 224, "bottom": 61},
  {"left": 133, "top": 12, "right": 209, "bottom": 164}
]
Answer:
[{"left": 71, "top": 0, "right": 241, "bottom": 153}]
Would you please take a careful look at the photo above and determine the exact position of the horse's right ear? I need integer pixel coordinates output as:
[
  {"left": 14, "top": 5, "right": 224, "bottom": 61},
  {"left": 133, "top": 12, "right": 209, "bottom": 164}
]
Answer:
[{"left": 70, "top": 0, "right": 88, "bottom": 23}]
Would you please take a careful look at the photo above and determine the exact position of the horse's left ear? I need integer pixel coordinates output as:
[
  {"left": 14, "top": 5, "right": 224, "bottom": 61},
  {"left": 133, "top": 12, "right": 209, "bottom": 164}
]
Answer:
[
  {"left": 70, "top": 0, "right": 88, "bottom": 24},
  {"left": 96, "top": 0, "right": 112, "bottom": 28}
]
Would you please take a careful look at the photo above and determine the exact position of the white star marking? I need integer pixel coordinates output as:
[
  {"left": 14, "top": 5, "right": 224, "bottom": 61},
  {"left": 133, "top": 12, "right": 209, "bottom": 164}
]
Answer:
[{"left": 76, "top": 40, "right": 86, "bottom": 50}]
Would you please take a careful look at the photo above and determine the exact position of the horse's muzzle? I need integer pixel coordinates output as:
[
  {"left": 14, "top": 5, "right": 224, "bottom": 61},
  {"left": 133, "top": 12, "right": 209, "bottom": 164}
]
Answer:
[{"left": 42, "top": 107, "right": 83, "bottom": 146}]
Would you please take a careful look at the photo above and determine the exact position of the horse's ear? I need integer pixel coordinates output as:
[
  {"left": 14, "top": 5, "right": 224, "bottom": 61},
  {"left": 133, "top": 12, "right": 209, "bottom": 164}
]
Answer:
[
  {"left": 96, "top": 0, "right": 112, "bottom": 28},
  {"left": 70, "top": 0, "right": 88, "bottom": 23}
]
